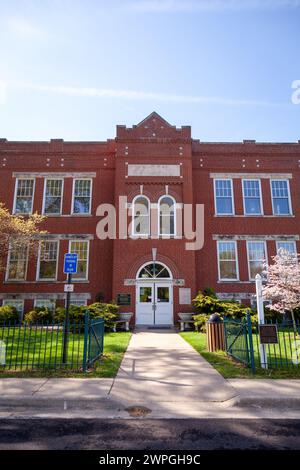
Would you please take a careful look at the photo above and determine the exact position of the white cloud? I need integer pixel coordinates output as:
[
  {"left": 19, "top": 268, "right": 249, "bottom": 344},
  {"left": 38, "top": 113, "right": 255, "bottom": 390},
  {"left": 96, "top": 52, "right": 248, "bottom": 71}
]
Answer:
[
  {"left": 7, "top": 18, "right": 44, "bottom": 39},
  {"left": 23, "top": 83, "right": 286, "bottom": 107},
  {"left": 0, "top": 81, "right": 7, "bottom": 105},
  {"left": 128, "top": 0, "right": 300, "bottom": 13}
]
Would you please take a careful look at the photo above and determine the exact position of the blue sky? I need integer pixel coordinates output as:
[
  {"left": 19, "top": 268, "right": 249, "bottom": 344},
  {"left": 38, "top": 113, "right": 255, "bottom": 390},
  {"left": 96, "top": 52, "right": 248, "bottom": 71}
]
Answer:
[{"left": 0, "top": 0, "right": 299, "bottom": 142}]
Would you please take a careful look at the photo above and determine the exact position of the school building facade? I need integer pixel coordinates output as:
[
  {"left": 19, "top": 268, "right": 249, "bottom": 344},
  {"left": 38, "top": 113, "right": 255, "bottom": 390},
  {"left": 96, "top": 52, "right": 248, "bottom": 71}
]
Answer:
[{"left": 0, "top": 112, "right": 300, "bottom": 325}]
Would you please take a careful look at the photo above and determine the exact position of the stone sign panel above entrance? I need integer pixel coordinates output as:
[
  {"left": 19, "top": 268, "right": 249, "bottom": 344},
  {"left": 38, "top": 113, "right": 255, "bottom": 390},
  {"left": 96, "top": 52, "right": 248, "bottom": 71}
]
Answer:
[{"left": 127, "top": 164, "right": 181, "bottom": 177}]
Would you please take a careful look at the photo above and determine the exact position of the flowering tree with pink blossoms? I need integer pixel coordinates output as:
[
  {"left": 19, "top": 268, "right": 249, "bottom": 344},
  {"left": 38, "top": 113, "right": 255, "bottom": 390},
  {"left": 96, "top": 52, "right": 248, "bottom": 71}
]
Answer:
[{"left": 262, "top": 249, "right": 300, "bottom": 336}]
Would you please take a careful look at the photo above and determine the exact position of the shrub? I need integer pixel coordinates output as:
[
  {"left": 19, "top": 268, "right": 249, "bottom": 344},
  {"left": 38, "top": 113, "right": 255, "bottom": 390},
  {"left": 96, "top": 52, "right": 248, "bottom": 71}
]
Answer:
[
  {"left": 0, "top": 305, "right": 19, "bottom": 323},
  {"left": 53, "top": 302, "right": 119, "bottom": 330},
  {"left": 87, "top": 302, "right": 119, "bottom": 330},
  {"left": 193, "top": 313, "right": 210, "bottom": 332},
  {"left": 24, "top": 307, "right": 53, "bottom": 324},
  {"left": 192, "top": 291, "right": 252, "bottom": 320}
]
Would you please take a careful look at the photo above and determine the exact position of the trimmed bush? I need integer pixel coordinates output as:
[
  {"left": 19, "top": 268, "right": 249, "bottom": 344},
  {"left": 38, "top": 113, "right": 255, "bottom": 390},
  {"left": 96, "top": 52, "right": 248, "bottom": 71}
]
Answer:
[
  {"left": 24, "top": 307, "right": 53, "bottom": 324},
  {"left": 86, "top": 302, "right": 119, "bottom": 330},
  {"left": 0, "top": 305, "right": 19, "bottom": 323},
  {"left": 53, "top": 302, "right": 119, "bottom": 330}
]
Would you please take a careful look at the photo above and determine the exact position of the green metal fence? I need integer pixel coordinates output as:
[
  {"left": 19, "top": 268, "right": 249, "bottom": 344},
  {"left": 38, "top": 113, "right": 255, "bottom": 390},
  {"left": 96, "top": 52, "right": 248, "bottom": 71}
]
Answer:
[
  {"left": 0, "top": 314, "right": 104, "bottom": 371},
  {"left": 224, "top": 314, "right": 300, "bottom": 372},
  {"left": 224, "top": 312, "right": 256, "bottom": 373},
  {"left": 252, "top": 320, "right": 300, "bottom": 369}
]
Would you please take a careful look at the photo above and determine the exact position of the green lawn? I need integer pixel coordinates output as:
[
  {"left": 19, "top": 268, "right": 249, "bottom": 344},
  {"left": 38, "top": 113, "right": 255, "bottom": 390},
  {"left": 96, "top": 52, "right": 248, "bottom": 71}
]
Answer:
[
  {"left": 180, "top": 331, "right": 300, "bottom": 379},
  {"left": 0, "top": 331, "right": 132, "bottom": 378}
]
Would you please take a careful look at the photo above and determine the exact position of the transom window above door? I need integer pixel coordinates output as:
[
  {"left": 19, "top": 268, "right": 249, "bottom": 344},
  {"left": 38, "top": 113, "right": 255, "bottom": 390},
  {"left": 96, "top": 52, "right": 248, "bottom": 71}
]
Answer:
[{"left": 137, "top": 262, "right": 171, "bottom": 279}]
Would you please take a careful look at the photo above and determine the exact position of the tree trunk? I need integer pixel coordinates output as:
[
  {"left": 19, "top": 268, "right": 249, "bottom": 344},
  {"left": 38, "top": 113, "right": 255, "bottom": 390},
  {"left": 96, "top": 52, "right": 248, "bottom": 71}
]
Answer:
[{"left": 291, "top": 310, "right": 298, "bottom": 338}]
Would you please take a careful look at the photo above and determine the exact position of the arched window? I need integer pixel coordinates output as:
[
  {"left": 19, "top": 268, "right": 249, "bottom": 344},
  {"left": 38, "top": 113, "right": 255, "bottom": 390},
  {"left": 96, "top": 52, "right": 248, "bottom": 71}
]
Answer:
[
  {"left": 158, "top": 196, "right": 176, "bottom": 236},
  {"left": 132, "top": 196, "right": 150, "bottom": 236},
  {"left": 137, "top": 262, "right": 172, "bottom": 279}
]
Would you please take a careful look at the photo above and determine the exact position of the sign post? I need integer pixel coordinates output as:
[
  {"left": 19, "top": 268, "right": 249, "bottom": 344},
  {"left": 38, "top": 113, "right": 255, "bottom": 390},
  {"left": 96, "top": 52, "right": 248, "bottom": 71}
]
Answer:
[
  {"left": 62, "top": 253, "right": 78, "bottom": 364},
  {"left": 255, "top": 273, "right": 268, "bottom": 369}
]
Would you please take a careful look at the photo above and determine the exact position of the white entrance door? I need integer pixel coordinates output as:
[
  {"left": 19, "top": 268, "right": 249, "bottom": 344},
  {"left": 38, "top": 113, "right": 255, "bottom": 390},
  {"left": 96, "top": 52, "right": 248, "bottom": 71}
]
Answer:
[{"left": 136, "top": 282, "right": 173, "bottom": 325}]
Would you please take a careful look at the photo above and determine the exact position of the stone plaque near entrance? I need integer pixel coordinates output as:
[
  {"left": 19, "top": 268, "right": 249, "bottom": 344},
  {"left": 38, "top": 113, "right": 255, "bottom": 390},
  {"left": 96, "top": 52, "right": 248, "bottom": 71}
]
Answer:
[
  {"left": 117, "top": 294, "right": 131, "bottom": 306},
  {"left": 179, "top": 288, "right": 191, "bottom": 305}
]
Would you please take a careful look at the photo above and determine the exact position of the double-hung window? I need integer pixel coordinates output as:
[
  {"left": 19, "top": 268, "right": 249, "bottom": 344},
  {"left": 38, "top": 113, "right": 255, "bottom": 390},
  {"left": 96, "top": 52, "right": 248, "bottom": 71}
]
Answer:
[
  {"left": 38, "top": 240, "right": 59, "bottom": 280},
  {"left": 159, "top": 196, "right": 176, "bottom": 236},
  {"left": 13, "top": 178, "right": 35, "bottom": 214},
  {"left": 132, "top": 196, "right": 150, "bottom": 236},
  {"left": 69, "top": 240, "right": 89, "bottom": 280},
  {"left": 271, "top": 180, "right": 291, "bottom": 215},
  {"left": 217, "top": 241, "right": 238, "bottom": 280},
  {"left": 247, "top": 241, "right": 267, "bottom": 280},
  {"left": 43, "top": 179, "right": 63, "bottom": 215},
  {"left": 276, "top": 241, "right": 297, "bottom": 257},
  {"left": 214, "top": 179, "right": 234, "bottom": 215},
  {"left": 72, "top": 179, "right": 92, "bottom": 214},
  {"left": 6, "top": 243, "right": 28, "bottom": 281},
  {"left": 2, "top": 300, "right": 24, "bottom": 319},
  {"left": 242, "top": 179, "right": 262, "bottom": 215}
]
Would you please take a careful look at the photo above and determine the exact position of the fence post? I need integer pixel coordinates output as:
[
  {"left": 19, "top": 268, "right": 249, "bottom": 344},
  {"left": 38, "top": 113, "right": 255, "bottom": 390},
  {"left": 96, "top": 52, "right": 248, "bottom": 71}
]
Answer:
[
  {"left": 246, "top": 311, "right": 256, "bottom": 374},
  {"left": 82, "top": 310, "right": 90, "bottom": 372},
  {"left": 255, "top": 273, "right": 268, "bottom": 369}
]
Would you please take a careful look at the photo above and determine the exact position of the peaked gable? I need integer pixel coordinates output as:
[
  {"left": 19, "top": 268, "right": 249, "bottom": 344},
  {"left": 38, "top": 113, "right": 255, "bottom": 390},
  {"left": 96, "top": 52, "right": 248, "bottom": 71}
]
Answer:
[{"left": 116, "top": 111, "right": 191, "bottom": 140}]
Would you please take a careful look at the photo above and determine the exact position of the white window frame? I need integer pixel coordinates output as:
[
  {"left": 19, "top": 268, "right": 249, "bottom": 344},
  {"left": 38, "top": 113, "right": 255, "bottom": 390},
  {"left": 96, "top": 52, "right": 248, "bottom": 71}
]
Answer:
[
  {"left": 13, "top": 178, "right": 36, "bottom": 215},
  {"left": 36, "top": 239, "right": 59, "bottom": 281},
  {"left": 214, "top": 179, "right": 235, "bottom": 215},
  {"left": 131, "top": 195, "right": 151, "bottom": 237},
  {"left": 5, "top": 243, "right": 29, "bottom": 282},
  {"left": 270, "top": 179, "right": 292, "bottom": 216},
  {"left": 246, "top": 240, "right": 268, "bottom": 281},
  {"left": 71, "top": 178, "right": 92, "bottom": 215},
  {"left": 34, "top": 299, "right": 56, "bottom": 311},
  {"left": 242, "top": 179, "right": 263, "bottom": 216},
  {"left": 42, "top": 178, "right": 64, "bottom": 215},
  {"left": 217, "top": 241, "right": 239, "bottom": 281},
  {"left": 276, "top": 241, "right": 297, "bottom": 256},
  {"left": 2, "top": 299, "right": 24, "bottom": 317},
  {"left": 158, "top": 195, "right": 177, "bottom": 237},
  {"left": 68, "top": 240, "right": 89, "bottom": 281}
]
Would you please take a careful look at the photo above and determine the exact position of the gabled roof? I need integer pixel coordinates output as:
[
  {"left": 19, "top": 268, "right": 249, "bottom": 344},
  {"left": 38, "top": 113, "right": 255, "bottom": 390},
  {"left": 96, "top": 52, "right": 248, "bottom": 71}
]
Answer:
[{"left": 116, "top": 111, "right": 191, "bottom": 140}]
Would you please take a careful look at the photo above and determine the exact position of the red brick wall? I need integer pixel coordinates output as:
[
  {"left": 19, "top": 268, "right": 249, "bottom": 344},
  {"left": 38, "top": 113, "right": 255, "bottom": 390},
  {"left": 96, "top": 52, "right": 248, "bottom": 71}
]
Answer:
[{"left": 1, "top": 113, "right": 300, "bottom": 319}]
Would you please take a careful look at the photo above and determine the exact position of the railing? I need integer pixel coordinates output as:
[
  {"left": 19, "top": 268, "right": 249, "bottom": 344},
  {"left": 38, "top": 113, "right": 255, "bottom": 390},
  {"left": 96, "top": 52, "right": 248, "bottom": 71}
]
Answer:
[
  {"left": 224, "top": 314, "right": 300, "bottom": 372},
  {"left": 252, "top": 320, "right": 300, "bottom": 369},
  {"left": 0, "top": 314, "right": 105, "bottom": 371}
]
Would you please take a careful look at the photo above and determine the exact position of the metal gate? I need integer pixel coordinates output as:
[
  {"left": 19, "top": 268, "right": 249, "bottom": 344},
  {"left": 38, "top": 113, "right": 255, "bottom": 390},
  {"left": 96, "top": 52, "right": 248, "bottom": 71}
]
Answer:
[
  {"left": 83, "top": 315, "right": 104, "bottom": 371},
  {"left": 224, "top": 312, "right": 255, "bottom": 373}
]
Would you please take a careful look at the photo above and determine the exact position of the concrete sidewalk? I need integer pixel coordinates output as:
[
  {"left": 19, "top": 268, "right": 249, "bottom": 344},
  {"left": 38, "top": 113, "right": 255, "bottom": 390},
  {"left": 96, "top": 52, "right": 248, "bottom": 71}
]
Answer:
[
  {"left": 110, "top": 329, "right": 236, "bottom": 404},
  {"left": 1, "top": 329, "right": 300, "bottom": 418}
]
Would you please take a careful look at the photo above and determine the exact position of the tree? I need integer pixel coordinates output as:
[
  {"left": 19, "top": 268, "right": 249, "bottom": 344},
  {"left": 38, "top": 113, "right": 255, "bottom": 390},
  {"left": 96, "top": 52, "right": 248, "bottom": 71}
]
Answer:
[
  {"left": 262, "top": 249, "right": 300, "bottom": 336},
  {"left": 0, "top": 203, "right": 46, "bottom": 272}
]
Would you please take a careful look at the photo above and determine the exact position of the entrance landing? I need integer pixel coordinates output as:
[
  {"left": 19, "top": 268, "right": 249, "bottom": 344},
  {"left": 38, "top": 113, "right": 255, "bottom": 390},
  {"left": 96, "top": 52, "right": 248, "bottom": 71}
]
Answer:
[{"left": 109, "top": 329, "right": 237, "bottom": 406}]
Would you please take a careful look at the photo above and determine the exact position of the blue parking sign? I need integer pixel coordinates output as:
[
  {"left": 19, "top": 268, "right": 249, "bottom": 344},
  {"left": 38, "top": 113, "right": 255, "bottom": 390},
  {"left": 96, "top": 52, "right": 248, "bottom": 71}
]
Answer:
[{"left": 64, "top": 253, "right": 78, "bottom": 274}]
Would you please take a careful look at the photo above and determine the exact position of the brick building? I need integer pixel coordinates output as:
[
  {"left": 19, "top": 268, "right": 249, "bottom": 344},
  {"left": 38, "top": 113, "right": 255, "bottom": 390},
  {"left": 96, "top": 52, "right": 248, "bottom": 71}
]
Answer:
[{"left": 1, "top": 112, "right": 300, "bottom": 325}]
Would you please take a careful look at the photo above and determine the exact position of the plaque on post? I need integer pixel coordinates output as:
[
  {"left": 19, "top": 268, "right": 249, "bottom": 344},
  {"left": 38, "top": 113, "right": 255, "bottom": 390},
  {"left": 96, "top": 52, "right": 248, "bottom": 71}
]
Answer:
[{"left": 259, "top": 325, "right": 278, "bottom": 344}]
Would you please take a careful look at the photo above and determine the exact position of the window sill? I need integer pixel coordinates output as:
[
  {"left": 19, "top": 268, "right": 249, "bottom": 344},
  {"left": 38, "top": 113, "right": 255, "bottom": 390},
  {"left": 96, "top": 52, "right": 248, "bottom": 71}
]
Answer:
[
  {"left": 4, "top": 280, "right": 90, "bottom": 284},
  {"left": 217, "top": 280, "right": 254, "bottom": 284}
]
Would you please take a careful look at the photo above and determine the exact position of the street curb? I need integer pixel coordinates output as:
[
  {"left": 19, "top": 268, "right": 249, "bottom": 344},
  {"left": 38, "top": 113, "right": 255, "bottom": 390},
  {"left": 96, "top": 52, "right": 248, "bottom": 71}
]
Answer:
[
  {"left": 231, "top": 396, "right": 300, "bottom": 409},
  {"left": 0, "top": 397, "right": 123, "bottom": 410},
  {"left": 1, "top": 395, "right": 300, "bottom": 410}
]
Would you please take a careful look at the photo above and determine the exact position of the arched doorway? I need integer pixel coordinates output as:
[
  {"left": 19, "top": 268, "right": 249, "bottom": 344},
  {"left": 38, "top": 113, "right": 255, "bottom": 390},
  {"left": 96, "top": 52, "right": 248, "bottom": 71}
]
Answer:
[{"left": 135, "top": 261, "right": 173, "bottom": 325}]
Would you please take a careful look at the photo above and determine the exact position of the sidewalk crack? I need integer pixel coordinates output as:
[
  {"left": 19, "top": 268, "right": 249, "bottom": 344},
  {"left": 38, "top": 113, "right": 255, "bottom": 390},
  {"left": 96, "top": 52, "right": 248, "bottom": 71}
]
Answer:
[{"left": 32, "top": 379, "right": 49, "bottom": 396}]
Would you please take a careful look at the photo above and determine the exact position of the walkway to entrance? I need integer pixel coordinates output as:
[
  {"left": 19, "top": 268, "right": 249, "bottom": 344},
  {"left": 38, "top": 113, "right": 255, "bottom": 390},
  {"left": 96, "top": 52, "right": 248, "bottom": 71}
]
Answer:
[{"left": 110, "top": 329, "right": 237, "bottom": 408}]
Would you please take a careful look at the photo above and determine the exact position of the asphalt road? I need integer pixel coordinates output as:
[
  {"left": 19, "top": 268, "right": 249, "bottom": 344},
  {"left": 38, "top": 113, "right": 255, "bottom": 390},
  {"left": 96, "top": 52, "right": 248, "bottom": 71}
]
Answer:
[{"left": 0, "top": 418, "right": 300, "bottom": 450}]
